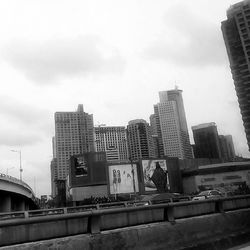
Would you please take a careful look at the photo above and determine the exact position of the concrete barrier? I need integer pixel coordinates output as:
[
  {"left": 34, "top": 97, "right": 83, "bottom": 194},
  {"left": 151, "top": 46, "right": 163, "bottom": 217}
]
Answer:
[
  {"left": 1, "top": 208, "right": 250, "bottom": 250},
  {"left": 0, "top": 195, "right": 250, "bottom": 248}
]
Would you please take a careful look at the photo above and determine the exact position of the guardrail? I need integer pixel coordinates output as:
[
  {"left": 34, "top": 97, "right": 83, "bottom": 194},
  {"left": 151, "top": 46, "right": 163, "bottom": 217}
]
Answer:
[{"left": 0, "top": 194, "right": 250, "bottom": 247}]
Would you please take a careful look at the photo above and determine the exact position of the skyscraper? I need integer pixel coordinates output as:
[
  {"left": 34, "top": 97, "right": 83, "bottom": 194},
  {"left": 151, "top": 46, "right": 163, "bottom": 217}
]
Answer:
[
  {"left": 150, "top": 113, "right": 162, "bottom": 158},
  {"left": 53, "top": 104, "right": 95, "bottom": 183},
  {"left": 50, "top": 158, "right": 57, "bottom": 198},
  {"left": 127, "top": 119, "right": 156, "bottom": 161},
  {"left": 222, "top": 0, "right": 250, "bottom": 151},
  {"left": 94, "top": 125, "right": 129, "bottom": 163},
  {"left": 192, "top": 122, "right": 222, "bottom": 159},
  {"left": 152, "top": 88, "right": 193, "bottom": 159},
  {"left": 219, "top": 135, "right": 236, "bottom": 161}
]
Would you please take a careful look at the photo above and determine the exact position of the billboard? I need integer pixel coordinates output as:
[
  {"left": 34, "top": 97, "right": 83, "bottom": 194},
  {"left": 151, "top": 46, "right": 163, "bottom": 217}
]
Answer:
[
  {"left": 74, "top": 155, "right": 88, "bottom": 177},
  {"left": 142, "top": 159, "right": 169, "bottom": 192},
  {"left": 69, "top": 152, "right": 107, "bottom": 188},
  {"left": 108, "top": 164, "right": 139, "bottom": 195}
]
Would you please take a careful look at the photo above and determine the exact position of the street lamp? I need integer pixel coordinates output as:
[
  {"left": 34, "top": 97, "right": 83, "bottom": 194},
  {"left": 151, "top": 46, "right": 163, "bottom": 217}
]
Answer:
[
  {"left": 129, "top": 157, "right": 137, "bottom": 201},
  {"left": 11, "top": 150, "right": 23, "bottom": 181}
]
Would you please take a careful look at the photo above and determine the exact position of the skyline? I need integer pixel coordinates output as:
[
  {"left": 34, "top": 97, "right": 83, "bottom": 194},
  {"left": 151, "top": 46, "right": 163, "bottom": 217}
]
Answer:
[{"left": 0, "top": 0, "right": 248, "bottom": 196}]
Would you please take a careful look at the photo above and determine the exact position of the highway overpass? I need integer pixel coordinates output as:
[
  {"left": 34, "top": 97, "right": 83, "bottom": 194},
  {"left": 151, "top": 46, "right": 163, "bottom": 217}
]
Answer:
[
  {"left": 0, "top": 173, "right": 38, "bottom": 212},
  {"left": 0, "top": 194, "right": 250, "bottom": 249}
]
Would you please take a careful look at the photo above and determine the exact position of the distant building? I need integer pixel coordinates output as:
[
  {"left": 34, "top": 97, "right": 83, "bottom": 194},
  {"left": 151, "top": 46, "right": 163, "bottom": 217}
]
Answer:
[
  {"left": 94, "top": 126, "right": 129, "bottom": 163},
  {"left": 192, "top": 123, "right": 222, "bottom": 159},
  {"left": 219, "top": 135, "right": 236, "bottom": 162},
  {"left": 150, "top": 114, "right": 162, "bottom": 158},
  {"left": 52, "top": 104, "right": 95, "bottom": 195},
  {"left": 127, "top": 119, "right": 156, "bottom": 161},
  {"left": 50, "top": 158, "right": 57, "bottom": 198},
  {"left": 152, "top": 88, "right": 193, "bottom": 159},
  {"left": 150, "top": 109, "right": 165, "bottom": 157},
  {"left": 182, "top": 161, "right": 250, "bottom": 194},
  {"left": 221, "top": 1, "right": 250, "bottom": 151}
]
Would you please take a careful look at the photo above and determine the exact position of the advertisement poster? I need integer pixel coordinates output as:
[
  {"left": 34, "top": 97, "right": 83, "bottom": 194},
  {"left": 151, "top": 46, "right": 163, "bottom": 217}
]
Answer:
[
  {"left": 74, "top": 155, "right": 88, "bottom": 177},
  {"left": 108, "top": 164, "right": 139, "bottom": 195},
  {"left": 142, "top": 159, "right": 169, "bottom": 191}
]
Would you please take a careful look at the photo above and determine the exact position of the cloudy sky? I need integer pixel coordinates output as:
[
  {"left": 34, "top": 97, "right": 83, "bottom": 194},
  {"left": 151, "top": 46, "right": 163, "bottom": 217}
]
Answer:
[{"left": 0, "top": 0, "right": 247, "bottom": 197}]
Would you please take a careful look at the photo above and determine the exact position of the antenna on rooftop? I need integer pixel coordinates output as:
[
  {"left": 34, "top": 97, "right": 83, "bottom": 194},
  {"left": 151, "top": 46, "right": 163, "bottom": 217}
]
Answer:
[{"left": 174, "top": 80, "right": 179, "bottom": 90}]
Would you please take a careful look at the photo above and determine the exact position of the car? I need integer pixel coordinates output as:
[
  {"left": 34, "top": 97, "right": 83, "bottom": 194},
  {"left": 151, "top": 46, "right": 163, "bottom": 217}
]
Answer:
[{"left": 192, "top": 190, "right": 223, "bottom": 201}]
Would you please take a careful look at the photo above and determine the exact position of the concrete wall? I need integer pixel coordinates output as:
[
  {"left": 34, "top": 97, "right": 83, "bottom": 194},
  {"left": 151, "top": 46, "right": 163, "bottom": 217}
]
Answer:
[
  {"left": 0, "top": 195, "right": 250, "bottom": 248},
  {"left": 1, "top": 208, "right": 250, "bottom": 250}
]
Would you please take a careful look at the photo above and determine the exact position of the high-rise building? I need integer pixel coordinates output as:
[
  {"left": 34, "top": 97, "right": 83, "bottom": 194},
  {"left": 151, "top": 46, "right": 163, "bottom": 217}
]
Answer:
[
  {"left": 50, "top": 136, "right": 57, "bottom": 197},
  {"left": 127, "top": 119, "right": 156, "bottom": 161},
  {"left": 53, "top": 104, "right": 95, "bottom": 183},
  {"left": 94, "top": 125, "right": 129, "bottom": 163},
  {"left": 150, "top": 114, "right": 162, "bottom": 158},
  {"left": 219, "top": 135, "right": 236, "bottom": 161},
  {"left": 152, "top": 88, "right": 193, "bottom": 159},
  {"left": 50, "top": 158, "right": 57, "bottom": 198},
  {"left": 192, "top": 123, "right": 222, "bottom": 159},
  {"left": 221, "top": 0, "right": 250, "bottom": 151}
]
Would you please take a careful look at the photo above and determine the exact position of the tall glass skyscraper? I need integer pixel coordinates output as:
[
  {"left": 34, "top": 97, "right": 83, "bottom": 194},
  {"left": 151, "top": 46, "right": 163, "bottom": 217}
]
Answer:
[
  {"left": 222, "top": 0, "right": 250, "bottom": 151},
  {"left": 152, "top": 88, "right": 193, "bottom": 159}
]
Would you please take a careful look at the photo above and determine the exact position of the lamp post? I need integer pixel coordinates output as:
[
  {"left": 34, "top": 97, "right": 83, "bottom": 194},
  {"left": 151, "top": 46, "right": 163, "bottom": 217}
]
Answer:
[
  {"left": 11, "top": 150, "right": 23, "bottom": 181},
  {"left": 129, "top": 157, "right": 137, "bottom": 201}
]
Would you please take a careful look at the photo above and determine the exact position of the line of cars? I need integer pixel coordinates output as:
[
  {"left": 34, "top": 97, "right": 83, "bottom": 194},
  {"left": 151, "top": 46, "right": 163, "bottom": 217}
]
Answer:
[{"left": 191, "top": 189, "right": 225, "bottom": 201}]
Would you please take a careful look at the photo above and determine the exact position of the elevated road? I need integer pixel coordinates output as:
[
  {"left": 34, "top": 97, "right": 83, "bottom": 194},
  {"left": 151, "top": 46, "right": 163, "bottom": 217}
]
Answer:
[{"left": 0, "top": 173, "right": 38, "bottom": 212}]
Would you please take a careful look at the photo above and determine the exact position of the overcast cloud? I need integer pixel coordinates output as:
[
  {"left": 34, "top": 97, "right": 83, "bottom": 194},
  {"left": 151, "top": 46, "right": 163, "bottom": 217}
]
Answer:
[
  {"left": 2, "top": 36, "right": 126, "bottom": 83},
  {"left": 0, "top": 128, "right": 42, "bottom": 147},
  {"left": 144, "top": 4, "right": 227, "bottom": 67}
]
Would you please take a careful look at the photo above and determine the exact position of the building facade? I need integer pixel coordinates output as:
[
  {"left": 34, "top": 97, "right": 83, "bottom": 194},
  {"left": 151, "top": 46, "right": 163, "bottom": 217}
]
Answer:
[
  {"left": 182, "top": 161, "right": 250, "bottom": 194},
  {"left": 219, "top": 135, "right": 236, "bottom": 162},
  {"left": 192, "top": 123, "right": 222, "bottom": 159},
  {"left": 152, "top": 88, "right": 193, "bottom": 159},
  {"left": 94, "top": 126, "right": 129, "bottom": 163},
  {"left": 50, "top": 158, "right": 58, "bottom": 198},
  {"left": 222, "top": 0, "right": 250, "bottom": 151},
  {"left": 127, "top": 119, "right": 156, "bottom": 161},
  {"left": 53, "top": 104, "right": 95, "bottom": 187},
  {"left": 149, "top": 114, "right": 162, "bottom": 158}
]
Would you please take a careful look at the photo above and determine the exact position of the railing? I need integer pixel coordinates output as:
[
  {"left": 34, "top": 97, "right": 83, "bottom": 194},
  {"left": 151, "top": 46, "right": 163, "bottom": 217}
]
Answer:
[
  {"left": 0, "top": 194, "right": 249, "bottom": 222},
  {"left": 0, "top": 194, "right": 250, "bottom": 246}
]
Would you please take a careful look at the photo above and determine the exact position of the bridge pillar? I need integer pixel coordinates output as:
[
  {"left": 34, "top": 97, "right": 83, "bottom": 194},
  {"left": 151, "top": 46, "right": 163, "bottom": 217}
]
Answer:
[
  {"left": 0, "top": 195, "right": 11, "bottom": 212},
  {"left": 17, "top": 200, "right": 25, "bottom": 211}
]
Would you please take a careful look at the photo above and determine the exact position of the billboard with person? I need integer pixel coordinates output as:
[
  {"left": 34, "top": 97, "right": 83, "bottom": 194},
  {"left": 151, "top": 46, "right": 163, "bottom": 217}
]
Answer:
[
  {"left": 108, "top": 163, "right": 139, "bottom": 195},
  {"left": 141, "top": 159, "right": 169, "bottom": 192},
  {"left": 74, "top": 155, "right": 88, "bottom": 177}
]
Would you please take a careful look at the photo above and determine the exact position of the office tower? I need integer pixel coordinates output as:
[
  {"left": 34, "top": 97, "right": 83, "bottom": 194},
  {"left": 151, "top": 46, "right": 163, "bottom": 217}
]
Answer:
[
  {"left": 153, "top": 88, "right": 193, "bottom": 159},
  {"left": 192, "top": 123, "right": 222, "bottom": 159},
  {"left": 150, "top": 114, "right": 162, "bottom": 158},
  {"left": 50, "top": 158, "right": 57, "bottom": 198},
  {"left": 127, "top": 119, "right": 156, "bottom": 161},
  {"left": 54, "top": 104, "right": 95, "bottom": 182},
  {"left": 219, "top": 135, "right": 236, "bottom": 161},
  {"left": 222, "top": 1, "right": 250, "bottom": 151},
  {"left": 94, "top": 125, "right": 129, "bottom": 163}
]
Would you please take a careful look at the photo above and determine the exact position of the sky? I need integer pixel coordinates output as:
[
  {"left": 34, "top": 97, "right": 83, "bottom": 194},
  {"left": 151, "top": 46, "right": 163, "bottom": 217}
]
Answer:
[{"left": 0, "top": 0, "right": 248, "bottom": 197}]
